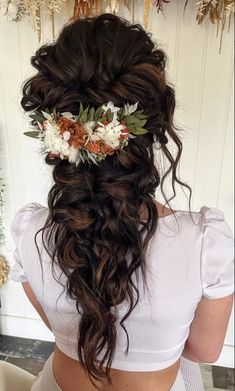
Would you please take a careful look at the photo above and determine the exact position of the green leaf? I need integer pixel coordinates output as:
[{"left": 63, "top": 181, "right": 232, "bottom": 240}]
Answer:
[
  {"left": 52, "top": 108, "right": 58, "bottom": 118},
  {"left": 79, "top": 106, "right": 89, "bottom": 123},
  {"left": 29, "top": 114, "right": 44, "bottom": 123},
  {"left": 136, "top": 119, "right": 147, "bottom": 128},
  {"left": 98, "top": 117, "right": 106, "bottom": 124},
  {"left": 88, "top": 107, "right": 95, "bottom": 121},
  {"left": 106, "top": 109, "right": 113, "bottom": 122},
  {"left": 124, "top": 115, "right": 140, "bottom": 125},
  {"left": 94, "top": 106, "right": 104, "bottom": 121},
  {"left": 131, "top": 127, "right": 148, "bottom": 135},
  {"left": 119, "top": 108, "right": 125, "bottom": 119},
  {"left": 78, "top": 102, "right": 84, "bottom": 119},
  {"left": 134, "top": 113, "right": 146, "bottom": 120},
  {"left": 23, "top": 131, "right": 40, "bottom": 138},
  {"left": 135, "top": 109, "right": 144, "bottom": 115}
]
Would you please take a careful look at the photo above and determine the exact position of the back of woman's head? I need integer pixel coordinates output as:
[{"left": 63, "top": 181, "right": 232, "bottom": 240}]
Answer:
[{"left": 21, "top": 13, "right": 191, "bottom": 389}]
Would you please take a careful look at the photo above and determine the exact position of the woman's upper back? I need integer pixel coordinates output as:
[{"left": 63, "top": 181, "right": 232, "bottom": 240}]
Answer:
[{"left": 9, "top": 202, "right": 234, "bottom": 371}]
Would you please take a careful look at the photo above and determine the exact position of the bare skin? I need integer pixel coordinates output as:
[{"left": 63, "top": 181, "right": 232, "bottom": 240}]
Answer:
[
  {"left": 52, "top": 201, "right": 180, "bottom": 391},
  {"left": 53, "top": 345, "right": 180, "bottom": 391}
]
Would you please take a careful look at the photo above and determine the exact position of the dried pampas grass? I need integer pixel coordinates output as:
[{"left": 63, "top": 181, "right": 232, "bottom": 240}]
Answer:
[
  {"left": 0, "top": 255, "right": 9, "bottom": 288},
  {"left": 195, "top": 0, "right": 234, "bottom": 53},
  {"left": 0, "top": 0, "right": 234, "bottom": 51}
]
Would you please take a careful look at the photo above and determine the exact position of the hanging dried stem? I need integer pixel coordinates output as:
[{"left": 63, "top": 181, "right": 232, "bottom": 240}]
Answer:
[
  {"left": 44, "top": 0, "right": 67, "bottom": 39},
  {"left": 93, "top": 0, "right": 104, "bottom": 14},
  {"left": 195, "top": 0, "right": 234, "bottom": 53},
  {"left": 0, "top": 0, "right": 26, "bottom": 21},
  {"left": 72, "top": 0, "right": 97, "bottom": 19},
  {"left": 154, "top": 0, "right": 170, "bottom": 14},
  {"left": 131, "top": 0, "right": 135, "bottom": 23},
  {"left": 106, "top": 0, "right": 119, "bottom": 14},
  {"left": 1, "top": 0, "right": 233, "bottom": 51},
  {"left": 20, "top": 0, "right": 43, "bottom": 41},
  {"left": 143, "top": 0, "right": 152, "bottom": 28}
]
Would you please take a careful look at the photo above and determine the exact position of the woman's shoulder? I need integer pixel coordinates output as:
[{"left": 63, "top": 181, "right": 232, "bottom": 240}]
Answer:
[
  {"left": 162, "top": 204, "right": 230, "bottom": 223},
  {"left": 10, "top": 202, "right": 47, "bottom": 242},
  {"left": 157, "top": 205, "right": 233, "bottom": 243}
]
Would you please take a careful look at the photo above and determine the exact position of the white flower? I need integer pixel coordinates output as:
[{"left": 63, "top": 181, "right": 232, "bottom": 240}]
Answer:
[
  {"left": 63, "top": 131, "right": 71, "bottom": 141},
  {"left": 102, "top": 101, "right": 120, "bottom": 114},
  {"left": 95, "top": 119, "right": 125, "bottom": 149},
  {"left": 123, "top": 102, "right": 139, "bottom": 116},
  {"left": 41, "top": 111, "right": 53, "bottom": 121},
  {"left": 43, "top": 120, "right": 60, "bottom": 149},
  {"left": 68, "top": 146, "right": 81, "bottom": 166},
  {"left": 82, "top": 121, "right": 98, "bottom": 142},
  {"left": 60, "top": 112, "right": 77, "bottom": 122},
  {"left": 42, "top": 119, "right": 70, "bottom": 156}
]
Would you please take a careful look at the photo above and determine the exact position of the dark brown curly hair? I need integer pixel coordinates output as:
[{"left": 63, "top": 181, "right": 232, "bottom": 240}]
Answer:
[{"left": 21, "top": 13, "right": 193, "bottom": 390}]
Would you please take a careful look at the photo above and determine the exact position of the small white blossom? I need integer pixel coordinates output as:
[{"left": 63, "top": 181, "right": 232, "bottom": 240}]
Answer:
[
  {"left": 60, "top": 112, "right": 77, "bottom": 122},
  {"left": 63, "top": 131, "right": 71, "bottom": 141},
  {"left": 123, "top": 102, "right": 139, "bottom": 116},
  {"left": 83, "top": 121, "right": 97, "bottom": 141},
  {"left": 96, "top": 119, "right": 125, "bottom": 149},
  {"left": 102, "top": 101, "right": 120, "bottom": 114},
  {"left": 43, "top": 120, "right": 70, "bottom": 156},
  {"left": 41, "top": 111, "right": 53, "bottom": 121},
  {"left": 68, "top": 146, "right": 81, "bottom": 166}
]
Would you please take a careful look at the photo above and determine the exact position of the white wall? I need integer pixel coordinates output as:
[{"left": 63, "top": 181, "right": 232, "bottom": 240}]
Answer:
[{"left": 0, "top": 1, "right": 234, "bottom": 367}]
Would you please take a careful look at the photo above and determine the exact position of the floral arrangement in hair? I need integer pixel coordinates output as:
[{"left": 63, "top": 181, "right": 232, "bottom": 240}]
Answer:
[{"left": 24, "top": 101, "right": 148, "bottom": 165}]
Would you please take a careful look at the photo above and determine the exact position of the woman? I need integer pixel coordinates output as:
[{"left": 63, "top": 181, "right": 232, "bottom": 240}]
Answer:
[{"left": 9, "top": 13, "right": 234, "bottom": 391}]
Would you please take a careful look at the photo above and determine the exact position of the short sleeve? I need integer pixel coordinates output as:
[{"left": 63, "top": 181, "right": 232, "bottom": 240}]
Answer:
[
  {"left": 200, "top": 206, "right": 234, "bottom": 299},
  {"left": 9, "top": 202, "right": 42, "bottom": 283}
]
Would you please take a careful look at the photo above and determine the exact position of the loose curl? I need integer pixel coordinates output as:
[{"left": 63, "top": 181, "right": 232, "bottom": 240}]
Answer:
[{"left": 21, "top": 13, "right": 193, "bottom": 390}]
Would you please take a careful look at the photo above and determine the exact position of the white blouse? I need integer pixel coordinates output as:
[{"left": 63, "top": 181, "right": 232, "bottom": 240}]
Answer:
[{"left": 9, "top": 202, "right": 234, "bottom": 371}]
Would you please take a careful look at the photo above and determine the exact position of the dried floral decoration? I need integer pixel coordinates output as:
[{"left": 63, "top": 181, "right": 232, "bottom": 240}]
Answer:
[
  {"left": 0, "top": 170, "right": 8, "bottom": 289},
  {"left": 0, "top": 1, "right": 234, "bottom": 50},
  {"left": 154, "top": 0, "right": 170, "bottom": 13},
  {"left": 0, "top": 0, "right": 24, "bottom": 21},
  {"left": 45, "top": 0, "right": 67, "bottom": 39},
  {"left": 0, "top": 172, "right": 5, "bottom": 247},
  {"left": 195, "top": 0, "right": 234, "bottom": 53},
  {"left": 0, "top": 255, "right": 9, "bottom": 288},
  {"left": 23, "top": 101, "right": 148, "bottom": 166}
]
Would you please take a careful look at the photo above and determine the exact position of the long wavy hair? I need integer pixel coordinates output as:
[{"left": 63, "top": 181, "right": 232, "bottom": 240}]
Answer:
[{"left": 21, "top": 13, "right": 192, "bottom": 389}]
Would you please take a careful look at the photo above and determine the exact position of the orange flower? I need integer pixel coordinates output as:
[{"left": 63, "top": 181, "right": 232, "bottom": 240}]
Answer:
[
  {"left": 120, "top": 125, "right": 129, "bottom": 140},
  {"left": 100, "top": 143, "right": 115, "bottom": 155},
  {"left": 85, "top": 141, "right": 101, "bottom": 154},
  {"left": 58, "top": 118, "right": 87, "bottom": 149},
  {"left": 70, "top": 123, "right": 86, "bottom": 149},
  {"left": 58, "top": 117, "right": 76, "bottom": 135},
  {"left": 120, "top": 133, "right": 129, "bottom": 140}
]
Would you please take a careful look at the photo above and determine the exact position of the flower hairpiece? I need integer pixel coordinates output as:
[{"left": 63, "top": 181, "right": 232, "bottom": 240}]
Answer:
[{"left": 24, "top": 101, "right": 148, "bottom": 166}]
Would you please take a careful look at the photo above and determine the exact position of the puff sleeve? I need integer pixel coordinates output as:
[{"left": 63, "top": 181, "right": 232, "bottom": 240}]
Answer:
[
  {"left": 9, "top": 203, "right": 42, "bottom": 283},
  {"left": 200, "top": 206, "right": 234, "bottom": 299}
]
